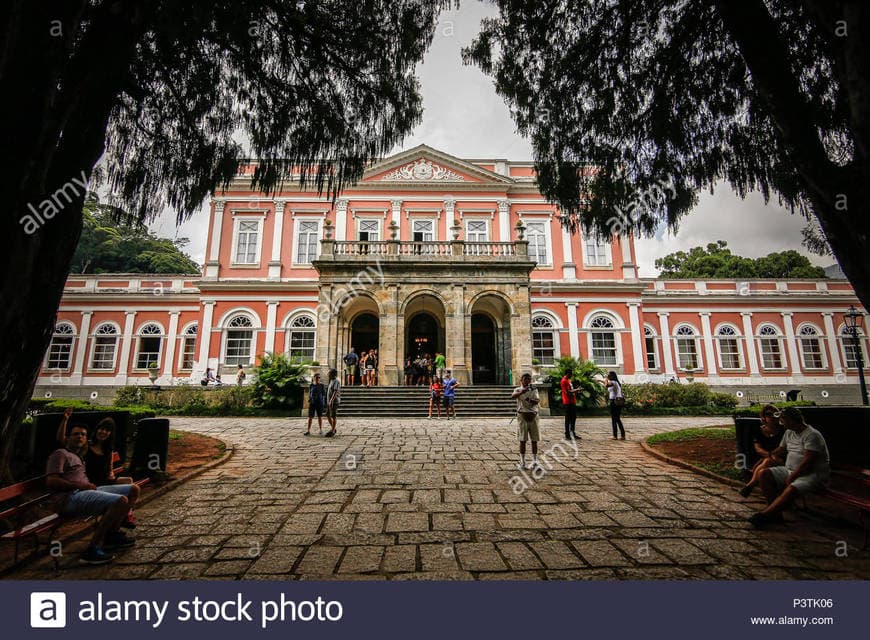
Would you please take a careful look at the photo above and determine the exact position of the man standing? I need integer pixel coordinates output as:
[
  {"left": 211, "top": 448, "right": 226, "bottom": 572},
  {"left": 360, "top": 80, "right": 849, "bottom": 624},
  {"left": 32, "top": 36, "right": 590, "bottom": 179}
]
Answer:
[
  {"left": 442, "top": 370, "right": 459, "bottom": 419},
  {"left": 435, "top": 351, "right": 447, "bottom": 380},
  {"left": 560, "top": 371, "right": 579, "bottom": 440},
  {"left": 325, "top": 368, "right": 342, "bottom": 437},
  {"left": 45, "top": 423, "right": 136, "bottom": 565},
  {"left": 511, "top": 373, "right": 541, "bottom": 471},
  {"left": 748, "top": 407, "right": 830, "bottom": 527},
  {"left": 304, "top": 373, "right": 326, "bottom": 436},
  {"left": 343, "top": 347, "right": 359, "bottom": 386}
]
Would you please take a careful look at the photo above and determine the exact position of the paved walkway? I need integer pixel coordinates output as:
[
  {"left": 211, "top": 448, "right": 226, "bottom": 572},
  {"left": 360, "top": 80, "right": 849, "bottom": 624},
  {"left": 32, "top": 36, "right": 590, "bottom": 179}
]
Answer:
[{"left": 14, "top": 416, "right": 870, "bottom": 579}]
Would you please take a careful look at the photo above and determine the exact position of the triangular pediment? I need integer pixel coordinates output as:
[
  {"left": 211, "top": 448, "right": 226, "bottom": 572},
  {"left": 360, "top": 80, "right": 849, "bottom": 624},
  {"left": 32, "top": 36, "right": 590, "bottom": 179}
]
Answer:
[{"left": 362, "top": 144, "right": 514, "bottom": 185}]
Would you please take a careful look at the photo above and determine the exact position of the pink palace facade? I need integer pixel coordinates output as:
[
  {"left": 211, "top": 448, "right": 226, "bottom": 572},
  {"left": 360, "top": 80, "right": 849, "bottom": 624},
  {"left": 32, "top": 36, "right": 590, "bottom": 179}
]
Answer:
[{"left": 38, "top": 146, "right": 869, "bottom": 403}]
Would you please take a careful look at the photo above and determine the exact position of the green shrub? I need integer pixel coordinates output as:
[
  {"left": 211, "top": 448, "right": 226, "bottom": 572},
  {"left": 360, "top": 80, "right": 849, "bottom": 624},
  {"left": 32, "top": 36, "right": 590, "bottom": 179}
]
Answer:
[
  {"left": 113, "top": 386, "right": 143, "bottom": 406},
  {"left": 543, "top": 356, "right": 606, "bottom": 411},
  {"left": 622, "top": 382, "right": 738, "bottom": 410},
  {"left": 251, "top": 353, "right": 309, "bottom": 410}
]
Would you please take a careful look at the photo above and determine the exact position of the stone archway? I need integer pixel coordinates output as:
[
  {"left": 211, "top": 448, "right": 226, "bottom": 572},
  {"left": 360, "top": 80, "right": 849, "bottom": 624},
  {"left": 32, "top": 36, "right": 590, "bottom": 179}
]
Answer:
[
  {"left": 468, "top": 293, "right": 514, "bottom": 385},
  {"left": 402, "top": 292, "right": 447, "bottom": 372}
]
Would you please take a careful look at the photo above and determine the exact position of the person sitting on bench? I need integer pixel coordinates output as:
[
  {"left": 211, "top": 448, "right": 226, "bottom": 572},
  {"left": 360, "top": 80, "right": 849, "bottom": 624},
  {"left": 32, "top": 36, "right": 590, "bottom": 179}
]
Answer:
[
  {"left": 738, "top": 404, "right": 785, "bottom": 497},
  {"left": 45, "top": 422, "right": 136, "bottom": 565},
  {"left": 748, "top": 407, "right": 830, "bottom": 528}
]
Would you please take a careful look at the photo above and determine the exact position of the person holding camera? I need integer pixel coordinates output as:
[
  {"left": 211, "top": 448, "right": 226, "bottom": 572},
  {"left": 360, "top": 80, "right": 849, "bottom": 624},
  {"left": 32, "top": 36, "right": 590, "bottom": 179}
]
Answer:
[{"left": 511, "top": 373, "right": 541, "bottom": 470}]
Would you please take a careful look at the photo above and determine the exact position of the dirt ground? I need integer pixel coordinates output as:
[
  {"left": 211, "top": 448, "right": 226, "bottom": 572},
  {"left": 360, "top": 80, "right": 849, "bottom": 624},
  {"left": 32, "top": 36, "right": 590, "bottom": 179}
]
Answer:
[{"left": 650, "top": 437, "right": 741, "bottom": 480}]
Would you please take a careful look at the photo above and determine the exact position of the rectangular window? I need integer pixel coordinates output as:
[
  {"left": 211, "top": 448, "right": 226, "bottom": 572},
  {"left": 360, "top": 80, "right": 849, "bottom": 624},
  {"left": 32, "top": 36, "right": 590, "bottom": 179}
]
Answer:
[
  {"left": 358, "top": 219, "right": 380, "bottom": 242},
  {"left": 532, "top": 331, "right": 555, "bottom": 365},
  {"left": 91, "top": 338, "right": 117, "bottom": 370},
  {"left": 645, "top": 336, "right": 658, "bottom": 370},
  {"left": 234, "top": 219, "right": 260, "bottom": 264},
  {"left": 676, "top": 339, "right": 699, "bottom": 370},
  {"left": 591, "top": 332, "right": 617, "bottom": 365},
  {"left": 47, "top": 338, "right": 73, "bottom": 369},
  {"left": 296, "top": 220, "right": 320, "bottom": 264},
  {"left": 412, "top": 219, "right": 435, "bottom": 254},
  {"left": 583, "top": 235, "right": 611, "bottom": 266},
  {"left": 842, "top": 337, "right": 866, "bottom": 369},
  {"left": 759, "top": 339, "right": 783, "bottom": 369},
  {"left": 465, "top": 220, "right": 488, "bottom": 242},
  {"left": 225, "top": 330, "right": 253, "bottom": 366},
  {"left": 800, "top": 339, "right": 824, "bottom": 369},
  {"left": 526, "top": 221, "right": 549, "bottom": 265},
  {"left": 180, "top": 337, "right": 196, "bottom": 370},
  {"left": 135, "top": 337, "right": 161, "bottom": 369},
  {"left": 718, "top": 339, "right": 741, "bottom": 369},
  {"left": 289, "top": 331, "right": 316, "bottom": 360}
]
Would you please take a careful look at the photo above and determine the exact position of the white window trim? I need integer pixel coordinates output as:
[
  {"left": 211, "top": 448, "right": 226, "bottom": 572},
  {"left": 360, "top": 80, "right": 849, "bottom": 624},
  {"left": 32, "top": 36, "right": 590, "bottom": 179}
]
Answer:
[
  {"left": 756, "top": 324, "right": 787, "bottom": 371},
  {"left": 796, "top": 323, "right": 827, "bottom": 370},
  {"left": 285, "top": 312, "right": 317, "bottom": 360},
  {"left": 464, "top": 217, "right": 490, "bottom": 241},
  {"left": 133, "top": 322, "right": 165, "bottom": 371},
  {"left": 673, "top": 324, "right": 703, "bottom": 372},
  {"left": 178, "top": 323, "right": 198, "bottom": 371},
  {"left": 45, "top": 322, "right": 77, "bottom": 371},
  {"left": 355, "top": 216, "right": 383, "bottom": 241},
  {"left": 222, "top": 314, "right": 257, "bottom": 366},
  {"left": 585, "top": 315, "right": 622, "bottom": 367},
  {"left": 231, "top": 215, "right": 264, "bottom": 266},
  {"left": 531, "top": 313, "right": 561, "bottom": 364},
  {"left": 643, "top": 325, "right": 660, "bottom": 371},
  {"left": 88, "top": 322, "right": 121, "bottom": 372},
  {"left": 524, "top": 220, "right": 553, "bottom": 267},
  {"left": 838, "top": 324, "right": 868, "bottom": 370},
  {"left": 410, "top": 217, "right": 438, "bottom": 242},
  {"left": 292, "top": 217, "right": 322, "bottom": 266},
  {"left": 714, "top": 323, "right": 744, "bottom": 371},
  {"left": 581, "top": 233, "right": 613, "bottom": 268}
]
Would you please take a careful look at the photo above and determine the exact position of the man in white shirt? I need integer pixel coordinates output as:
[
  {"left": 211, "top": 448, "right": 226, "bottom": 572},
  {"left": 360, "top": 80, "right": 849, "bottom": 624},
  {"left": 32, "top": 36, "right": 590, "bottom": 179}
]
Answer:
[
  {"left": 749, "top": 407, "right": 830, "bottom": 528},
  {"left": 511, "top": 373, "right": 541, "bottom": 471}
]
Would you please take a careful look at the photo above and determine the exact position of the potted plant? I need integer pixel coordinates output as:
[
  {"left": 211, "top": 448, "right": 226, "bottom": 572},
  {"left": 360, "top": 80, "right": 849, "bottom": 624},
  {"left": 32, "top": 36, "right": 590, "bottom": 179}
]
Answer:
[{"left": 147, "top": 362, "right": 159, "bottom": 384}]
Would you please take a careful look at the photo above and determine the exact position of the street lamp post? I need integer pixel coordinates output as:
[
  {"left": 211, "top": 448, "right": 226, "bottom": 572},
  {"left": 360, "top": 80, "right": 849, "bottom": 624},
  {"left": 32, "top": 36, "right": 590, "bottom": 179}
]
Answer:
[{"left": 843, "top": 305, "right": 868, "bottom": 406}]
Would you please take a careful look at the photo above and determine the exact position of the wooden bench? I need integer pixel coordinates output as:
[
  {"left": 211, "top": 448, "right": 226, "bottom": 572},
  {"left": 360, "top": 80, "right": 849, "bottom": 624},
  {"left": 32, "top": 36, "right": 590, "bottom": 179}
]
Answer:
[{"left": 1, "top": 452, "right": 149, "bottom": 568}]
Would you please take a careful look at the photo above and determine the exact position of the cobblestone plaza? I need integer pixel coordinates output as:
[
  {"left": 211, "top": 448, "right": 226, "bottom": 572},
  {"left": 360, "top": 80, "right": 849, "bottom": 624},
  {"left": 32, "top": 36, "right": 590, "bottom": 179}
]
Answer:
[{"left": 14, "top": 416, "right": 870, "bottom": 580}]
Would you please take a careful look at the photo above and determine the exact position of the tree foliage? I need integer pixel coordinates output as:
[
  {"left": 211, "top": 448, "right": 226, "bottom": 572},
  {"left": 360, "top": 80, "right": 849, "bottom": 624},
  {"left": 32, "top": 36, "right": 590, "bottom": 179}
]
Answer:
[
  {"left": 251, "top": 353, "right": 311, "bottom": 410},
  {"left": 465, "top": 0, "right": 870, "bottom": 311},
  {"left": 655, "top": 240, "right": 827, "bottom": 279},
  {"left": 544, "top": 356, "right": 606, "bottom": 410},
  {"left": 71, "top": 194, "right": 199, "bottom": 274}
]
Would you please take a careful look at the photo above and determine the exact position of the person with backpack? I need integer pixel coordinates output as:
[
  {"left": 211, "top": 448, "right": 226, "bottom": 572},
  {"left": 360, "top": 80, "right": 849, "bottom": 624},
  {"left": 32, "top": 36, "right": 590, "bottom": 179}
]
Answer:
[
  {"left": 606, "top": 371, "right": 626, "bottom": 440},
  {"left": 343, "top": 347, "right": 358, "bottom": 386},
  {"left": 304, "top": 373, "right": 326, "bottom": 436},
  {"left": 325, "top": 368, "right": 341, "bottom": 437}
]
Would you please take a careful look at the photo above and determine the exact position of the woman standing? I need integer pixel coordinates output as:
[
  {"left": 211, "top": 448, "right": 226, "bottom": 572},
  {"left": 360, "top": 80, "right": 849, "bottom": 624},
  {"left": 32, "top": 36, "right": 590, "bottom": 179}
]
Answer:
[
  {"left": 403, "top": 357, "right": 414, "bottom": 386},
  {"left": 366, "top": 349, "right": 378, "bottom": 387},
  {"left": 428, "top": 377, "right": 443, "bottom": 419},
  {"left": 325, "top": 368, "right": 341, "bottom": 437},
  {"left": 605, "top": 371, "right": 626, "bottom": 440}
]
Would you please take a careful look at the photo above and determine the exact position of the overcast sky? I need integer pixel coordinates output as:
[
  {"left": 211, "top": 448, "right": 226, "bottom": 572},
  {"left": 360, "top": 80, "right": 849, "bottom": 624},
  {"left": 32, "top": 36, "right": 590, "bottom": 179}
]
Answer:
[{"left": 149, "top": 1, "right": 829, "bottom": 277}]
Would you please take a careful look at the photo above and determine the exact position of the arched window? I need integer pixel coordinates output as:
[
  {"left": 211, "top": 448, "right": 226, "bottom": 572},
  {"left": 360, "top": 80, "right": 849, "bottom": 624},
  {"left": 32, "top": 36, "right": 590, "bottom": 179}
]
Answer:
[
  {"left": 674, "top": 325, "right": 700, "bottom": 370},
  {"left": 716, "top": 325, "right": 742, "bottom": 370},
  {"left": 91, "top": 324, "right": 119, "bottom": 370},
  {"left": 644, "top": 326, "right": 659, "bottom": 370},
  {"left": 531, "top": 315, "right": 556, "bottom": 364},
  {"left": 225, "top": 315, "right": 254, "bottom": 366},
  {"left": 798, "top": 325, "right": 824, "bottom": 369},
  {"left": 288, "top": 315, "right": 316, "bottom": 360},
  {"left": 840, "top": 325, "right": 868, "bottom": 370},
  {"left": 589, "top": 315, "right": 617, "bottom": 366},
  {"left": 180, "top": 324, "right": 198, "bottom": 370},
  {"left": 46, "top": 323, "right": 75, "bottom": 370},
  {"left": 757, "top": 325, "right": 784, "bottom": 369},
  {"left": 135, "top": 323, "right": 164, "bottom": 369}
]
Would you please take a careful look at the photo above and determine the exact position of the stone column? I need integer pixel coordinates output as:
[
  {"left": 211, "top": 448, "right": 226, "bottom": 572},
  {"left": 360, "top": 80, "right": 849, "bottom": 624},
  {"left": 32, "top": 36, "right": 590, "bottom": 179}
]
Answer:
[
  {"left": 117, "top": 311, "right": 137, "bottom": 385},
  {"left": 447, "top": 285, "right": 468, "bottom": 384},
  {"left": 379, "top": 284, "right": 400, "bottom": 385},
  {"left": 510, "top": 284, "right": 534, "bottom": 380},
  {"left": 658, "top": 312, "right": 675, "bottom": 377},
  {"left": 163, "top": 311, "right": 180, "bottom": 382},
  {"left": 443, "top": 197, "right": 455, "bottom": 243},
  {"left": 781, "top": 312, "right": 802, "bottom": 377},
  {"left": 627, "top": 302, "right": 645, "bottom": 374},
  {"left": 268, "top": 201, "right": 285, "bottom": 280},
  {"left": 196, "top": 301, "right": 216, "bottom": 379},
  {"left": 739, "top": 312, "right": 761, "bottom": 376},
  {"left": 205, "top": 199, "right": 225, "bottom": 279},
  {"left": 315, "top": 285, "right": 334, "bottom": 368},
  {"left": 566, "top": 302, "right": 579, "bottom": 357},
  {"left": 264, "top": 301, "right": 279, "bottom": 354},
  {"left": 821, "top": 312, "right": 844, "bottom": 374},
  {"left": 699, "top": 312, "right": 717, "bottom": 377},
  {"left": 71, "top": 311, "right": 93, "bottom": 385}
]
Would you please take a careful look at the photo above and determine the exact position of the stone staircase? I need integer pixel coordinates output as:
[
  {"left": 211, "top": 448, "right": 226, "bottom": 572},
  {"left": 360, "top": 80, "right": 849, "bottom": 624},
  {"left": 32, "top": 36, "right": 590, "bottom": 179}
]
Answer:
[{"left": 337, "top": 385, "right": 517, "bottom": 417}]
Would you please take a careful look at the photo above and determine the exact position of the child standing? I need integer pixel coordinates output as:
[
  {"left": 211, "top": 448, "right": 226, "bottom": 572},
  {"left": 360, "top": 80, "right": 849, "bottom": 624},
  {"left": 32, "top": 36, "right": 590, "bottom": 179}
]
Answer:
[{"left": 428, "top": 377, "right": 443, "bottom": 418}]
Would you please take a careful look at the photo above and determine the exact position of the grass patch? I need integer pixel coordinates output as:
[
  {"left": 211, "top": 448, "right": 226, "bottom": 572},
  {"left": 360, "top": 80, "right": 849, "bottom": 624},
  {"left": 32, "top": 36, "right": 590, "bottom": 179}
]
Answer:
[
  {"left": 646, "top": 426, "right": 734, "bottom": 444},
  {"left": 169, "top": 430, "right": 184, "bottom": 441},
  {"left": 694, "top": 461, "right": 743, "bottom": 481}
]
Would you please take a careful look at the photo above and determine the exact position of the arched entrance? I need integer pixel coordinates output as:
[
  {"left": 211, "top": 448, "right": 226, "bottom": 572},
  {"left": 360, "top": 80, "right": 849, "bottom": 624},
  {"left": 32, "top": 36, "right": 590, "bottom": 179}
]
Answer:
[
  {"left": 407, "top": 312, "right": 439, "bottom": 358},
  {"left": 350, "top": 312, "right": 379, "bottom": 354},
  {"left": 471, "top": 313, "right": 496, "bottom": 383}
]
